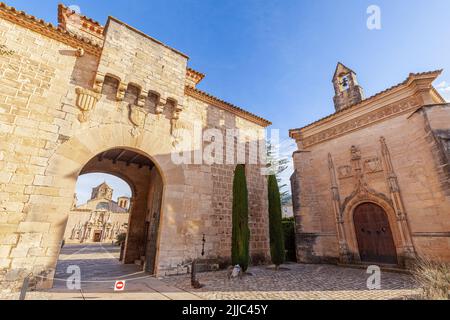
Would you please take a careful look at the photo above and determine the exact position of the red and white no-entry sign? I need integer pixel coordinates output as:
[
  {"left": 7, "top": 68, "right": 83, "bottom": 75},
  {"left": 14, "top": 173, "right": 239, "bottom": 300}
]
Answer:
[{"left": 114, "top": 280, "right": 126, "bottom": 291}]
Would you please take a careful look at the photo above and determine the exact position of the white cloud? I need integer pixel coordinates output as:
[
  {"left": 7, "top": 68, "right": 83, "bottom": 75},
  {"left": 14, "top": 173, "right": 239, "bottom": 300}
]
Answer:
[
  {"left": 437, "top": 81, "right": 450, "bottom": 92},
  {"left": 436, "top": 81, "right": 450, "bottom": 102}
]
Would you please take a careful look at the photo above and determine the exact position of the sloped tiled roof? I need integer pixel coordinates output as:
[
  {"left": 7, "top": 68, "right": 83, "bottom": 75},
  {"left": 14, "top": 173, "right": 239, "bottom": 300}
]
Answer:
[{"left": 185, "top": 86, "right": 272, "bottom": 127}]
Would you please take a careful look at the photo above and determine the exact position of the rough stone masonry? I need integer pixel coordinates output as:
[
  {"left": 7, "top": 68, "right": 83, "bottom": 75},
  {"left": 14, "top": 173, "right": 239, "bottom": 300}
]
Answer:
[{"left": 0, "top": 3, "right": 271, "bottom": 293}]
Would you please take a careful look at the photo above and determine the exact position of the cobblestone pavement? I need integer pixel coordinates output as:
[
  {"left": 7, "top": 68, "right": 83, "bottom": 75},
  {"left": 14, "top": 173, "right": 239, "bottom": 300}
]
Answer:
[
  {"left": 9, "top": 244, "right": 420, "bottom": 300},
  {"left": 161, "top": 263, "right": 420, "bottom": 300},
  {"left": 23, "top": 244, "right": 200, "bottom": 300}
]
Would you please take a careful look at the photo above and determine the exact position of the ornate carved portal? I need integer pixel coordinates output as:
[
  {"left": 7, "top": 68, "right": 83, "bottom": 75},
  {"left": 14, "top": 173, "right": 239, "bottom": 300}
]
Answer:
[{"left": 329, "top": 139, "right": 416, "bottom": 267}]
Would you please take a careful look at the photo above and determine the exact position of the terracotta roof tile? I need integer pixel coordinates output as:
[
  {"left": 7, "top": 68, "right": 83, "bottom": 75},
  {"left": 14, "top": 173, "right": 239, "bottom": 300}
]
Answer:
[
  {"left": 0, "top": 1, "right": 102, "bottom": 55},
  {"left": 185, "top": 86, "right": 271, "bottom": 127}
]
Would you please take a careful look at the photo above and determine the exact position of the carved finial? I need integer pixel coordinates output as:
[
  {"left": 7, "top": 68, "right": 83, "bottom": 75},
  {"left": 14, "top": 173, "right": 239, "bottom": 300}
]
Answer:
[
  {"left": 75, "top": 47, "right": 84, "bottom": 57},
  {"left": 380, "top": 136, "right": 389, "bottom": 156},
  {"left": 350, "top": 145, "right": 361, "bottom": 160},
  {"left": 328, "top": 153, "right": 334, "bottom": 169}
]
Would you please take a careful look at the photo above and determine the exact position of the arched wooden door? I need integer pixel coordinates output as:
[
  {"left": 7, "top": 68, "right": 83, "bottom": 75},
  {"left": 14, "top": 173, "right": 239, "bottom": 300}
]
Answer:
[{"left": 353, "top": 203, "right": 398, "bottom": 264}]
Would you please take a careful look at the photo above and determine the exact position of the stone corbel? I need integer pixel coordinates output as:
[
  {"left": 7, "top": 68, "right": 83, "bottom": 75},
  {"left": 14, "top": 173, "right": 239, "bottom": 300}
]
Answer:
[
  {"left": 170, "top": 104, "right": 184, "bottom": 136},
  {"left": 137, "top": 93, "right": 147, "bottom": 108},
  {"left": 75, "top": 87, "right": 101, "bottom": 123},
  {"left": 172, "top": 104, "right": 183, "bottom": 121},
  {"left": 93, "top": 73, "right": 105, "bottom": 94},
  {"left": 155, "top": 97, "right": 166, "bottom": 115},
  {"left": 116, "top": 82, "right": 127, "bottom": 101}
]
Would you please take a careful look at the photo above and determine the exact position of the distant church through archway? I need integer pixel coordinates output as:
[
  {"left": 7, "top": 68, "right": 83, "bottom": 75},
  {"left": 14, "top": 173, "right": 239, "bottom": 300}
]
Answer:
[{"left": 66, "top": 174, "right": 132, "bottom": 245}]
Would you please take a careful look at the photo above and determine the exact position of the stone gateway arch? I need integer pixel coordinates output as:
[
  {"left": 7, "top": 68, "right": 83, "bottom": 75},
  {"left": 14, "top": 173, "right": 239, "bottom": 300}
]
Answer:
[{"left": 0, "top": 3, "right": 271, "bottom": 292}]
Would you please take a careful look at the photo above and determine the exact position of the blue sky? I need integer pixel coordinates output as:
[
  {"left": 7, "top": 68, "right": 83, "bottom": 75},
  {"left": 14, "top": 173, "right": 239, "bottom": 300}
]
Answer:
[
  {"left": 7, "top": 0, "right": 450, "bottom": 196},
  {"left": 76, "top": 173, "right": 131, "bottom": 205}
]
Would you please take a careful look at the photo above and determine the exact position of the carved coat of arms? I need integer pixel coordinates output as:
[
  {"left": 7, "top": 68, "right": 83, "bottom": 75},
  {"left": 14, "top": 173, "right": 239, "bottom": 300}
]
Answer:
[
  {"left": 129, "top": 104, "right": 147, "bottom": 128},
  {"left": 75, "top": 87, "right": 100, "bottom": 122},
  {"left": 129, "top": 104, "right": 147, "bottom": 137},
  {"left": 364, "top": 157, "right": 383, "bottom": 173}
]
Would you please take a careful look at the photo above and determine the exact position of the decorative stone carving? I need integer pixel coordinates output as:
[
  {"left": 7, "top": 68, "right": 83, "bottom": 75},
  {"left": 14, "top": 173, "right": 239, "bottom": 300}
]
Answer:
[
  {"left": 380, "top": 136, "right": 416, "bottom": 259},
  {"left": 116, "top": 82, "right": 127, "bottom": 101},
  {"left": 302, "top": 97, "right": 420, "bottom": 148},
  {"left": 364, "top": 157, "right": 383, "bottom": 173},
  {"left": 328, "top": 153, "right": 350, "bottom": 263},
  {"left": 75, "top": 47, "right": 84, "bottom": 57},
  {"left": 75, "top": 87, "right": 100, "bottom": 122},
  {"left": 171, "top": 117, "right": 190, "bottom": 147},
  {"left": 328, "top": 154, "right": 340, "bottom": 202},
  {"left": 137, "top": 93, "right": 146, "bottom": 108},
  {"left": 0, "top": 44, "right": 14, "bottom": 56},
  {"left": 93, "top": 73, "right": 105, "bottom": 93},
  {"left": 172, "top": 105, "right": 183, "bottom": 121},
  {"left": 338, "top": 165, "right": 353, "bottom": 179},
  {"left": 129, "top": 104, "right": 147, "bottom": 137},
  {"left": 351, "top": 145, "right": 361, "bottom": 161},
  {"left": 155, "top": 98, "right": 166, "bottom": 115}
]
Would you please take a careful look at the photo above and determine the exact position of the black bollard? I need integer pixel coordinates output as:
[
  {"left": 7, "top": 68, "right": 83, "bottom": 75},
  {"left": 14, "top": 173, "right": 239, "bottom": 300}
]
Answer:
[{"left": 19, "top": 274, "right": 31, "bottom": 300}]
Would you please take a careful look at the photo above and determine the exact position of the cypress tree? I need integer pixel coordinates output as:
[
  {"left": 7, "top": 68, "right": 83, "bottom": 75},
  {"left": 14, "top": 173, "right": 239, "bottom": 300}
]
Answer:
[
  {"left": 268, "top": 174, "right": 285, "bottom": 268},
  {"left": 231, "top": 164, "right": 250, "bottom": 272}
]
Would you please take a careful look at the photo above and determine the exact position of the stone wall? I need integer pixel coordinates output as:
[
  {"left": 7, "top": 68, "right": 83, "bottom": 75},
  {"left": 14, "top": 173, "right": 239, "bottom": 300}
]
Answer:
[
  {"left": 0, "top": 8, "right": 270, "bottom": 294},
  {"left": 291, "top": 101, "right": 450, "bottom": 265}
]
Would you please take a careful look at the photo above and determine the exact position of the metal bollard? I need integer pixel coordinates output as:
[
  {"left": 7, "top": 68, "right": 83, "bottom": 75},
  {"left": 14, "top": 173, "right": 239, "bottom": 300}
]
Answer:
[{"left": 19, "top": 273, "right": 33, "bottom": 300}]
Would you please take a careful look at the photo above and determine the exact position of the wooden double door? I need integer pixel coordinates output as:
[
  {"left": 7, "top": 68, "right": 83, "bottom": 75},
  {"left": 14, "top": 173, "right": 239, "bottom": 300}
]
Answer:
[{"left": 353, "top": 203, "right": 398, "bottom": 265}]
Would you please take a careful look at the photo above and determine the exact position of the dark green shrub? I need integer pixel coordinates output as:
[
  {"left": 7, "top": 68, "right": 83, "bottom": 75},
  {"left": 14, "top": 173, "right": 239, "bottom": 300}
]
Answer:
[
  {"left": 268, "top": 175, "right": 285, "bottom": 268},
  {"left": 282, "top": 217, "right": 297, "bottom": 262},
  {"left": 115, "top": 232, "right": 127, "bottom": 246}
]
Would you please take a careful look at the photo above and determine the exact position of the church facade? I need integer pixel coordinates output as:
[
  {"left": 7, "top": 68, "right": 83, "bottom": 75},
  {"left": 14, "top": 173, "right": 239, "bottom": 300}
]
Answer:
[
  {"left": 0, "top": 3, "right": 271, "bottom": 292},
  {"left": 64, "top": 183, "right": 130, "bottom": 244},
  {"left": 290, "top": 63, "right": 450, "bottom": 268}
]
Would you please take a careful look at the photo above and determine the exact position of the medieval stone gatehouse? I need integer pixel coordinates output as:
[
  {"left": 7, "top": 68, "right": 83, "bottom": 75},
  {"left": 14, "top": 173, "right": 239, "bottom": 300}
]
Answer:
[
  {"left": 0, "top": 3, "right": 271, "bottom": 292},
  {"left": 290, "top": 63, "right": 450, "bottom": 268}
]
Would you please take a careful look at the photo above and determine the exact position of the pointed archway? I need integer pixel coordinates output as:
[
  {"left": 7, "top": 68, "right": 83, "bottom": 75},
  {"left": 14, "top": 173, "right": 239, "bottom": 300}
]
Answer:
[{"left": 353, "top": 203, "right": 398, "bottom": 265}]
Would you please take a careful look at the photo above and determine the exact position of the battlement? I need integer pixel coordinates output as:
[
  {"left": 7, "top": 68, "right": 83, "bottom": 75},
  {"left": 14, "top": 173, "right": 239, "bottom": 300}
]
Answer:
[{"left": 58, "top": 4, "right": 104, "bottom": 46}]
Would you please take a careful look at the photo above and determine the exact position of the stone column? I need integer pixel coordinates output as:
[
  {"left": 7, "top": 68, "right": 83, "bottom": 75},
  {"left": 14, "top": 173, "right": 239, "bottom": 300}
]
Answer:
[
  {"left": 328, "top": 153, "right": 351, "bottom": 263},
  {"left": 380, "top": 137, "right": 416, "bottom": 266}
]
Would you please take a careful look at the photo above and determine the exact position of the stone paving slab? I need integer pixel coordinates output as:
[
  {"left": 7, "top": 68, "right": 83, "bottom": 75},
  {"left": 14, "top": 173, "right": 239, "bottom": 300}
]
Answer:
[{"left": 13, "top": 244, "right": 201, "bottom": 300}]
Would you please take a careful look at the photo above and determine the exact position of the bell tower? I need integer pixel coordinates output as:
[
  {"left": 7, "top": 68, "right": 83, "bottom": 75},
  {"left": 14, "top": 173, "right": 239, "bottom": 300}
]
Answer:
[{"left": 332, "top": 63, "right": 365, "bottom": 112}]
